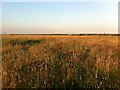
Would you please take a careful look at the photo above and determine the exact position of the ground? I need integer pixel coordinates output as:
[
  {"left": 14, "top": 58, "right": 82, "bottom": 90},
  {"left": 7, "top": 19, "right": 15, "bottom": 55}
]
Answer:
[{"left": 2, "top": 34, "right": 120, "bottom": 88}]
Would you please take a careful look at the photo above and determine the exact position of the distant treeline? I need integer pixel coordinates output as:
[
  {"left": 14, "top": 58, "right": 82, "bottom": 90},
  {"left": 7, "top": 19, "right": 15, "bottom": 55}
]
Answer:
[{"left": 5, "top": 34, "right": 120, "bottom": 36}]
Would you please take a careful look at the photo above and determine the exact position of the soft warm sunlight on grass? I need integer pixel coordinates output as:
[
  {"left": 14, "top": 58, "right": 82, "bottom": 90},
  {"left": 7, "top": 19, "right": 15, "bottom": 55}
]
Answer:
[{"left": 2, "top": 35, "right": 120, "bottom": 88}]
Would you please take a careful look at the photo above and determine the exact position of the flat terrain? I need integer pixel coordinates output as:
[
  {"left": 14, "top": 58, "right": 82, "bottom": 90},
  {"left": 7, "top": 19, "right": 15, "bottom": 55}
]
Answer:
[{"left": 2, "top": 35, "right": 120, "bottom": 88}]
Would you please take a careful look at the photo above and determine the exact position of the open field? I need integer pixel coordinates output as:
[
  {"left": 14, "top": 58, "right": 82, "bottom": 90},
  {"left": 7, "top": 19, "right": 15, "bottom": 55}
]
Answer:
[{"left": 2, "top": 34, "right": 120, "bottom": 89}]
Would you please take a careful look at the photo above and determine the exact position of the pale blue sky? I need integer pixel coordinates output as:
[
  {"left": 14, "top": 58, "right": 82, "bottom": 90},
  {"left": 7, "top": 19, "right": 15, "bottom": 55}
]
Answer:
[{"left": 2, "top": 1, "right": 118, "bottom": 34}]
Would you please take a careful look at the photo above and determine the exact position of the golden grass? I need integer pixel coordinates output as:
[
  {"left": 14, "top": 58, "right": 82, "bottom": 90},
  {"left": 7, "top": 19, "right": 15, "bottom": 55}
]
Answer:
[{"left": 2, "top": 34, "right": 120, "bottom": 88}]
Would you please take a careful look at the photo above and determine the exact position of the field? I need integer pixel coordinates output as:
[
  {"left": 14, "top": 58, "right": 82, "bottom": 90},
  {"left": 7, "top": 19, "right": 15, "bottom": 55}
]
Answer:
[{"left": 2, "top": 35, "right": 120, "bottom": 89}]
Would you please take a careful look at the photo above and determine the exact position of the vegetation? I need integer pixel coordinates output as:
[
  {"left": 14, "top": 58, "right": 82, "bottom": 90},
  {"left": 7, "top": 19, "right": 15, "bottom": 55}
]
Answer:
[{"left": 2, "top": 34, "right": 120, "bottom": 89}]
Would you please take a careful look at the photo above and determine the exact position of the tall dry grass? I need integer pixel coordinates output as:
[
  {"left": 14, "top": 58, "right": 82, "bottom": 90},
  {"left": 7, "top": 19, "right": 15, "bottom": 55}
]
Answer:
[{"left": 2, "top": 34, "right": 120, "bottom": 89}]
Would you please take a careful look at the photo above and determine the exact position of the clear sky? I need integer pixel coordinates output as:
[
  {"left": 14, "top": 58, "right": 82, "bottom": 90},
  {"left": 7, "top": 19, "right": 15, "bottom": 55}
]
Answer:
[{"left": 2, "top": 1, "right": 118, "bottom": 34}]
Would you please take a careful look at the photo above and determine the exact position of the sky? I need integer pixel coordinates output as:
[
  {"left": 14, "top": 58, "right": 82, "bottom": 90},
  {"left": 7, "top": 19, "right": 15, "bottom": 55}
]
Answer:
[{"left": 1, "top": 0, "right": 119, "bottom": 34}]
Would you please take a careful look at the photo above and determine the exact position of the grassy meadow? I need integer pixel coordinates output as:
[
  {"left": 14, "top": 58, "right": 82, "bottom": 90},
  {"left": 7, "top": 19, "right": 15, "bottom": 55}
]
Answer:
[{"left": 2, "top": 34, "right": 120, "bottom": 88}]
